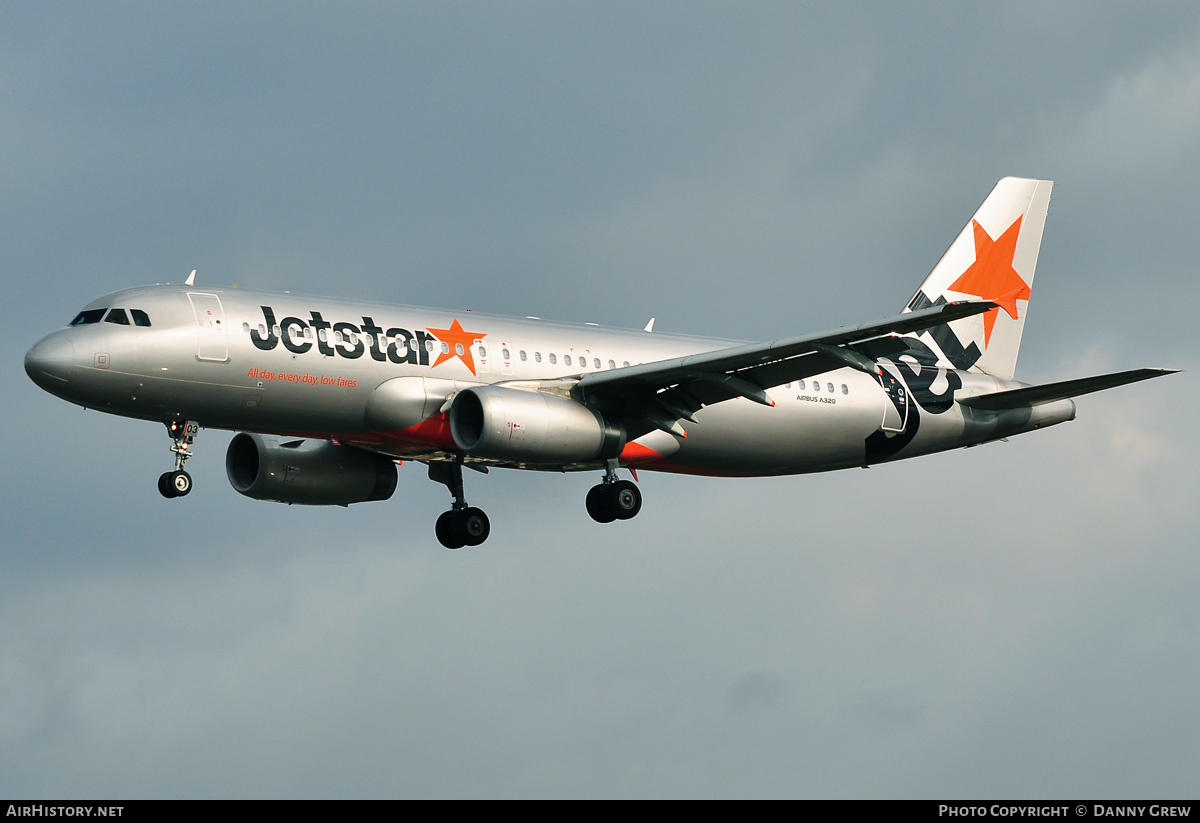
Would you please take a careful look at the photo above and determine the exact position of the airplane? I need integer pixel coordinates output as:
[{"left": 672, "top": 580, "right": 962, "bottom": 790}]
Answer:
[{"left": 24, "top": 177, "right": 1176, "bottom": 549}]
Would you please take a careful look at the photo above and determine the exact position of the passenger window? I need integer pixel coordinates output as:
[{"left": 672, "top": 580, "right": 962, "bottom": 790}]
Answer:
[
  {"left": 131, "top": 309, "right": 152, "bottom": 327},
  {"left": 623, "top": 361, "right": 630, "bottom": 368},
  {"left": 608, "top": 360, "right": 615, "bottom": 370},
  {"left": 440, "top": 342, "right": 449, "bottom": 354},
  {"left": 594, "top": 358, "right": 601, "bottom": 369},
  {"left": 534, "top": 352, "right": 542, "bottom": 363},
  {"left": 827, "top": 382, "right": 834, "bottom": 393},
  {"left": 564, "top": 355, "right": 572, "bottom": 366},
  {"left": 519, "top": 350, "right": 527, "bottom": 361},
  {"left": 841, "top": 384, "right": 848, "bottom": 395},
  {"left": 477, "top": 345, "right": 486, "bottom": 358},
  {"left": 798, "top": 380, "right": 806, "bottom": 390},
  {"left": 455, "top": 343, "right": 464, "bottom": 356},
  {"left": 242, "top": 322, "right": 250, "bottom": 333},
  {"left": 71, "top": 309, "right": 106, "bottom": 325},
  {"left": 502, "top": 348, "right": 511, "bottom": 360},
  {"left": 549, "top": 353, "right": 557, "bottom": 365}
]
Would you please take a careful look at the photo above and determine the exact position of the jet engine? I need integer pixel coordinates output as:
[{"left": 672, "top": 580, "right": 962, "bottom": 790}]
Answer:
[
  {"left": 448, "top": 385, "right": 625, "bottom": 464},
  {"left": 225, "top": 432, "right": 397, "bottom": 505}
]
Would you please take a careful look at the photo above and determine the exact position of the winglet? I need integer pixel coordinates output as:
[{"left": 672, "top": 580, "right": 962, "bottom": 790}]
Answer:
[
  {"left": 644, "top": 318, "right": 655, "bottom": 333},
  {"left": 185, "top": 269, "right": 197, "bottom": 286}
]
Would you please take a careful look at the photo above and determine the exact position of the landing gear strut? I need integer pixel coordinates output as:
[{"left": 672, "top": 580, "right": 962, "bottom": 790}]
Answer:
[
  {"left": 429, "top": 459, "right": 490, "bottom": 549},
  {"left": 586, "top": 459, "right": 642, "bottom": 523},
  {"left": 158, "top": 419, "right": 198, "bottom": 499}
]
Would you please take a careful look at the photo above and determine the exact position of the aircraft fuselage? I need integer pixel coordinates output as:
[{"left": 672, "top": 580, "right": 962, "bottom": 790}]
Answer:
[{"left": 25, "top": 283, "right": 1073, "bottom": 479}]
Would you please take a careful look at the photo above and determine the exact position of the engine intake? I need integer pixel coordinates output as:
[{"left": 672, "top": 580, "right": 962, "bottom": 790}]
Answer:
[
  {"left": 226, "top": 432, "right": 397, "bottom": 505},
  {"left": 449, "top": 386, "right": 625, "bottom": 464}
]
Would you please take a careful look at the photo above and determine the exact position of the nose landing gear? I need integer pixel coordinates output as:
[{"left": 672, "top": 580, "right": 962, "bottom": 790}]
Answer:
[{"left": 158, "top": 419, "right": 198, "bottom": 499}]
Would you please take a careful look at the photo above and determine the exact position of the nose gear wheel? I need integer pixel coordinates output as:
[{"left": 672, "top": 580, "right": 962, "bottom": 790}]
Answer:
[{"left": 159, "top": 420, "right": 198, "bottom": 499}]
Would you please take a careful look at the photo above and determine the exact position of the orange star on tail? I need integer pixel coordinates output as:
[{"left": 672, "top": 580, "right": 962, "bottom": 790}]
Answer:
[
  {"left": 948, "top": 216, "right": 1030, "bottom": 347},
  {"left": 426, "top": 318, "right": 487, "bottom": 375}
]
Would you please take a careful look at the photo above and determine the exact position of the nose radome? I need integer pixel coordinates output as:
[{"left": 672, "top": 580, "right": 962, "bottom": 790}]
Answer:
[{"left": 25, "top": 334, "right": 74, "bottom": 388}]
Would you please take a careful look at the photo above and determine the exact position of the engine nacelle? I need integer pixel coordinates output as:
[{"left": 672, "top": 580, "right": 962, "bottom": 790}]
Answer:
[
  {"left": 226, "top": 432, "right": 397, "bottom": 505},
  {"left": 449, "top": 385, "right": 626, "bottom": 464}
]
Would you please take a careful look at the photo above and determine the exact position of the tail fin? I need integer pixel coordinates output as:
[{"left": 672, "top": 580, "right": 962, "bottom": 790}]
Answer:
[{"left": 903, "top": 177, "right": 1053, "bottom": 380}]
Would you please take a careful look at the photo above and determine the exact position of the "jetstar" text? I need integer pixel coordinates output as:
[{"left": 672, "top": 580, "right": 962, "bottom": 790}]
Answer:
[{"left": 249, "top": 306, "right": 436, "bottom": 366}]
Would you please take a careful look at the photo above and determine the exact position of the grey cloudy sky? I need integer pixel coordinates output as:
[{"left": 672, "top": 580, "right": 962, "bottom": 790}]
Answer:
[{"left": 2, "top": 2, "right": 1197, "bottom": 798}]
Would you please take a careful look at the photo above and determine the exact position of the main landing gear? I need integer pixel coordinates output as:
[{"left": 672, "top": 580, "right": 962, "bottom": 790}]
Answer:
[
  {"left": 426, "top": 457, "right": 643, "bottom": 547},
  {"left": 585, "top": 459, "right": 642, "bottom": 523},
  {"left": 158, "top": 419, "right": 198, "bottom": 499},
  {"left": 429, "top": 460, "right": 490, "bottom": 550}
]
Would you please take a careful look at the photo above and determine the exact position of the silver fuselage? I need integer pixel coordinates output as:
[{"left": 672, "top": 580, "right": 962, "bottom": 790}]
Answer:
[{"left": 25, "top": 284, "right": 1075, "bottom": 477}]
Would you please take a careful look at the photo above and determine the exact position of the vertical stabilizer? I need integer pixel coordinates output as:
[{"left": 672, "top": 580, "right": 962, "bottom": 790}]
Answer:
[{"left": 904, "top": 177, "right": 1052, "bottom": 380}]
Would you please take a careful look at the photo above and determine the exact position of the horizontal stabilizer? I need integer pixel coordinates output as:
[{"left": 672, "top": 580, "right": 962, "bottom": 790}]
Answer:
[{"left": 959, "top": 368, "right": 1179, "bottom": 411}]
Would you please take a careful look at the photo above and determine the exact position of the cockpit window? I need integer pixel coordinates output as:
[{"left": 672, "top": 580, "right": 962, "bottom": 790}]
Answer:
[
  {"left": 70, "top": 309, "right": 106, "bottom": 326},
  {"left": 130, "top": 309, "right": 152, "bottom": 327},
  {"left": 105, "top": 309, "right": 130, "bottom": 325}
]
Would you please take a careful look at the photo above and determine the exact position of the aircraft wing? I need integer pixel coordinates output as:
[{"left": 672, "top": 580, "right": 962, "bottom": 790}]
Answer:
[{"left": 568, "top": 300, "right": 997, "bottom": 434}]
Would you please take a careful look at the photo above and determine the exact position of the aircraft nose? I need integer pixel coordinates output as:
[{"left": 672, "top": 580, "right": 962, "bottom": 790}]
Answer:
[{"left": 25, "top": 334, "right": 75, "bottom": 388}]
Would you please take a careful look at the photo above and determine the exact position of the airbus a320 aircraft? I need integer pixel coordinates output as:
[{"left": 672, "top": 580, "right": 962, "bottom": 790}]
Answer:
[{"left": 25, "top": 178, "right": 1174, "bottom": 548}]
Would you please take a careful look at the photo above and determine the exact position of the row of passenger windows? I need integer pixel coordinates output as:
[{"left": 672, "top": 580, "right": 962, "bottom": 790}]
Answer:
[
  {"left": 484, "top": 345, "right": 630, "bottom": 370},
  {"left": 241, "top": 321, "right": 852, "bottom": 389},
  {"left": 71, "top": 308, "right": 153, "bottom": 327},
  {"left": 786, "top": 380, "right": 850, "bottom": 395}
]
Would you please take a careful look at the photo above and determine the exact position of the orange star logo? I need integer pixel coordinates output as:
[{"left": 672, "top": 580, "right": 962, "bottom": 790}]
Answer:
[
  {"left": 948, "top": 216, "right": 1030, "bottom": 347},
  {"left": 426, "top": 318, "right": 486, "bottom": 375}
]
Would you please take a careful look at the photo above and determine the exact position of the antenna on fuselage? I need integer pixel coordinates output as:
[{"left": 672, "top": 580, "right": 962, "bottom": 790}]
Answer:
[
  {"left": 644, "top": 317, "right": 655, "bottom": 333},
  {"left": 185, "top": 270, "right": 196, "bottom": 286}
]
